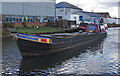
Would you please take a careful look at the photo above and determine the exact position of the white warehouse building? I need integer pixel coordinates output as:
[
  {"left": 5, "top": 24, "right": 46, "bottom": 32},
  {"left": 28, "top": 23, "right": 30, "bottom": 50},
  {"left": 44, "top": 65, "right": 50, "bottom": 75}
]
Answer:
[{"left": 56, "top": 2, "right": 103, "bottom": 27}]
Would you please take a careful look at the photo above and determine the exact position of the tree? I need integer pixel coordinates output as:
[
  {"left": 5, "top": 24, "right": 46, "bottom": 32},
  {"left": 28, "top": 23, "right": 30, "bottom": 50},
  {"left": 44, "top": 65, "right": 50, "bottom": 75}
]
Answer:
[{"left": 23, "top": 17, "right": 27, "bottom": 27}]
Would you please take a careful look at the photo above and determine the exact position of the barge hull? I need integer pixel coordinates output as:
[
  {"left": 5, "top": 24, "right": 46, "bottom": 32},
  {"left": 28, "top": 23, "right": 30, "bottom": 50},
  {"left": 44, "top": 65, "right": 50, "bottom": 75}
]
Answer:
[{"left": 17, "top": 33, "right": 107, "bottom": 56}]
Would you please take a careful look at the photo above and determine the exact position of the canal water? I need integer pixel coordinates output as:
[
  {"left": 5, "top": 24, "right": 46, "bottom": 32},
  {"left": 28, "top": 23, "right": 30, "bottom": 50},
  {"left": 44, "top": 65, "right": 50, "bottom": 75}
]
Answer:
[{"left": 1, "top": 27, "right": 120, "bottom": 75}]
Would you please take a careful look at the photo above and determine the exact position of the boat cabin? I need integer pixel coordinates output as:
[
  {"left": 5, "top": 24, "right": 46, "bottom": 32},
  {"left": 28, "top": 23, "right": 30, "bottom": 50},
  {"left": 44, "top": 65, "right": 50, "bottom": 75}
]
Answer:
[{"left": 78, "top": 22, "right": 106, "bottom": 33}]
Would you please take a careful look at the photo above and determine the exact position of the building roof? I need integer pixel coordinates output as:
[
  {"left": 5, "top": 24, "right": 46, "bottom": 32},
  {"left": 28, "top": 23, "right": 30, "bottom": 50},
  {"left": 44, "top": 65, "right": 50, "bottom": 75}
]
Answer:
[
  {"left": 73, "top": 11, "right": 103, "bottom": 17},
  {"left": 56, "top": 2, "right": 83, "bottom": 10},
  {"left": 95, "top": 12, "right": 111, "bottom": 18},
  {"left": 96, "top": 12, "right": 109, "bottom": 15},
  {"left": 82, "top": 11, "right": 103, "bottom": 17}
]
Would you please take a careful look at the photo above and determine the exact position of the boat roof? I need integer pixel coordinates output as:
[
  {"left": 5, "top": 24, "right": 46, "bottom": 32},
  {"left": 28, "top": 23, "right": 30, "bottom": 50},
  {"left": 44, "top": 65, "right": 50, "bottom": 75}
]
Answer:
[
  {"left": 41, "top": 32, "right": 82, "bottom": 38},
  {"left": 41, "top": 32, "right": 95, "bottom": 38}
]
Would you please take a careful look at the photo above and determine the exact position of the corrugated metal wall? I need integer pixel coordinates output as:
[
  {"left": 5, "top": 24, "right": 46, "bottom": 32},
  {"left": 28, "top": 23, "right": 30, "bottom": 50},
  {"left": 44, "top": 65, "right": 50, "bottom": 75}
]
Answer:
[{"left": 2, "top": 1, "right": 55, "bottom": 17}]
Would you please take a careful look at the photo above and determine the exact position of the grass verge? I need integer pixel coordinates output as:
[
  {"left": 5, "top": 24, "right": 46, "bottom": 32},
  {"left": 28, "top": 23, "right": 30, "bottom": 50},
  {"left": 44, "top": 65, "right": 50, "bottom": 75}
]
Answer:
[
  {"left": 2, "top": 29, "right": 9, "bottom": 36},
  {"left": 16, "top": 27, "right": 62, "bottom": 34}
]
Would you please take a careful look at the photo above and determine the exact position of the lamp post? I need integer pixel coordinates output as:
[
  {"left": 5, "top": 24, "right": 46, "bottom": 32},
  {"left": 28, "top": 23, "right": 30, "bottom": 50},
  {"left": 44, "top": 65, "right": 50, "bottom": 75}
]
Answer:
[
  {"left": 22, "top": 2, "right": 24, "bottom": 23},
  {"left": 54, "top": 0, "right": 56, "bottom": 22}
]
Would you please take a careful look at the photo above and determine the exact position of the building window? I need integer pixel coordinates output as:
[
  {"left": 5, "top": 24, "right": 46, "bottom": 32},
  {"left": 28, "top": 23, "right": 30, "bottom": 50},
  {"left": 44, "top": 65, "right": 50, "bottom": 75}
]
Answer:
[
  {"left": 74, "top": 17, "right": 76, "bottom": 19},
  {"left": 2, "top": 16, "right": 6, "bottom": 23},
  {"left": 37, "top": 16, "right": 40, "bottom": 23},
  {"left": 28, "top": 16, "right": 31, "bottom": 23},
  {"left": 9, "top": 16, "right": 12, "bottom": 23},
  {"left": 79, "top": 16, "right": 83, "bottom": 21},
  {"left": 67, "top": 8, "right": 70, "bottom": 12},
  {"left": 59, "top": 8, "right": 63, "bottom": 12},
  {"left": 47, "top": 17, "right": 53, "bottom": 22},
  {"left": 44, "top": 16, "right": 48, "bottom": 22},
  {"left": 19, "top": 16, "right": 22, "bottom": 23},
  {"left": 33, "top": 17, "right": 37, "bottom": 22},
  {"left": 16, "top": 16, "right": 20, "bottom": 23},
  {"left": 5, "top": 16, "right": 9, "bottom": 22}
]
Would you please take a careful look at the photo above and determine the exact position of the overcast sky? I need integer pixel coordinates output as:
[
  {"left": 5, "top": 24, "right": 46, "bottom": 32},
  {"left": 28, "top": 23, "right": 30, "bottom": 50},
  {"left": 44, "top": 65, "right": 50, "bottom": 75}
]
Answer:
[{"left": 56, "top": 0, "right": 119, "bottom": 18}]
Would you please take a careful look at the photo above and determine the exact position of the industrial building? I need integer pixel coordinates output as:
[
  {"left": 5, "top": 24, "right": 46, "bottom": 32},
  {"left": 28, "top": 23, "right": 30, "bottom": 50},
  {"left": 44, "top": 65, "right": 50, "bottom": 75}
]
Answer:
[
  {"left": 1, "top": 1, "right": 118, "bottom": 27},
  {"left": 72, "top": 11, "right": 102, "bottom": 24},
  {"left": 1, "top": 0, "right": 56, "bottom": 26},
  {"left": 56, "top": 2, "right": 103, "bottom": 28},
  {"left": 95, "top": 12, "right": 117, "bottom": 24},
  {"left": 56, "top": 2, "right": 83, "bottom": 21}
]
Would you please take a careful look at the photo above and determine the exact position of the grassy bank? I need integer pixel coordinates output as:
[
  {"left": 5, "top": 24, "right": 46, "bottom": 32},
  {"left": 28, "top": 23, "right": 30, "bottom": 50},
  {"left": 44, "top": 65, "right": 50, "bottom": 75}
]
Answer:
[
  {"left": 16, "top": 27, "right": 63, "bottom": 34},
  {"left": 2, "top": 29, "right": 9, "bottom": 36}
]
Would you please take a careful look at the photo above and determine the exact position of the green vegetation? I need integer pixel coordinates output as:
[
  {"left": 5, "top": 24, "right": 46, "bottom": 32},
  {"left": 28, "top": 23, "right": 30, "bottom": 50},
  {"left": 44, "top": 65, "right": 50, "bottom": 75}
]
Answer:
[
  {"left": 23, "top": 17, "right": 27, "bottom": 27},
  {"left": 16, "top": 27, "right": 62, "bottom": 34},
  {"left": 2, "top": 29, "right": 9, "bottom": 36},
  {"left": 3, "top": 22, "right": 14, "bottom": 28}
]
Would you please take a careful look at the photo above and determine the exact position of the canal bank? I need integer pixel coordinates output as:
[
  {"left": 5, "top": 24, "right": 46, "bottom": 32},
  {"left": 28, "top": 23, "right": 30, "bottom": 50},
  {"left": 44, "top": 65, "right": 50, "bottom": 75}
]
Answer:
[
  {"left": 108, "top": 24, "right": 120, "bottom": 28},
  {"left": 1, "top": 27, "right": 120, "bottom": 75}
]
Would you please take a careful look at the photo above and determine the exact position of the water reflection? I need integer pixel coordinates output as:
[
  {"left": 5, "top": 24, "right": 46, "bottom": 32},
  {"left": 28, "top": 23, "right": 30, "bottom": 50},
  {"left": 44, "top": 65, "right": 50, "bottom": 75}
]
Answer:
[
  {"left": 2, "top": 27, "right": 120, "bottom": 75},
  {"left": 19, "top": 39, "right": 104, "bottom": 75},
  {"left": 2, "top": 37, "right": 22, "bottom": 75}
]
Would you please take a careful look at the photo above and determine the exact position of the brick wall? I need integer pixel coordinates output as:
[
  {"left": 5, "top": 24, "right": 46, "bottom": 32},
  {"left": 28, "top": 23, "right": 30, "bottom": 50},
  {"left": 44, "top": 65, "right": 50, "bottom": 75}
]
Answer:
[
  {"left": 27, "top": 23, "right": 47, "bottom": 27},
  {"left": 2, "top": 23, "right": 47, "bottom": 27},
  {"left": 11, "top": 23, "right": 23, "bottom": 26}
]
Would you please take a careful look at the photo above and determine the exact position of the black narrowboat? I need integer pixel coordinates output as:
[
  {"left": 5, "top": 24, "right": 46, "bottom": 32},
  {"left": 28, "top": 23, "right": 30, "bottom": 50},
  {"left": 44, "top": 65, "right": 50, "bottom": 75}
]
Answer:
[{"left": 16, "top": 23, "right": 107, "bottom": 56}]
